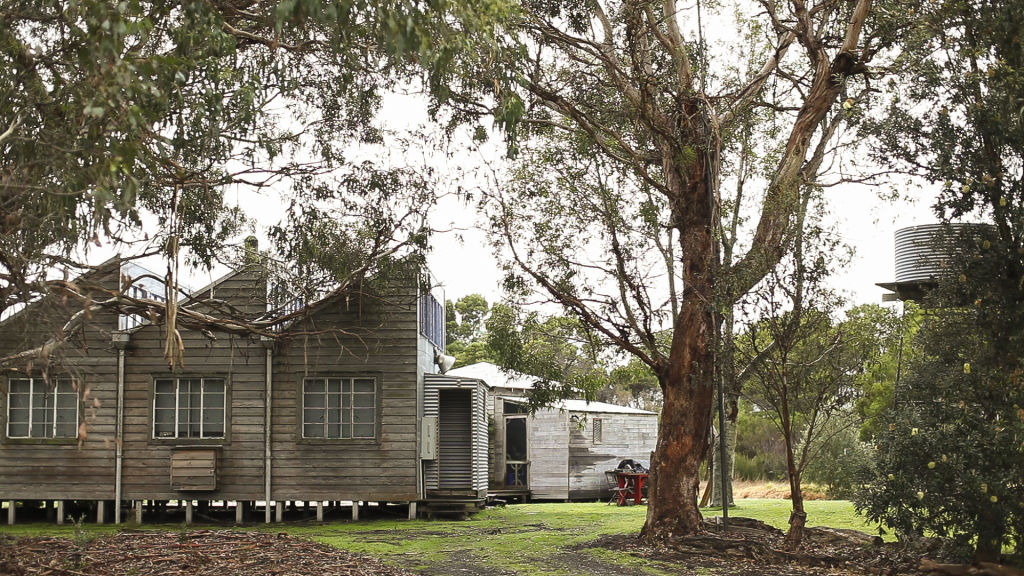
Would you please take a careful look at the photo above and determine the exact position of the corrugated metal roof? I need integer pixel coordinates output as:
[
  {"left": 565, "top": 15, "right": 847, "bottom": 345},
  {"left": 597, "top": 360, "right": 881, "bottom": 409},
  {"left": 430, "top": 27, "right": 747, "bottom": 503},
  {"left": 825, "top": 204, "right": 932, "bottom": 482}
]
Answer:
[
  {"left": 447, "top": 362, "right": 538, "bottom": 390},
  {"left": 449, "top": 362, "right": 656, "bottom": 415},
  {"left": 893, "top": 223, "right": 997, "bottom": 283},
  {"left": 557, "top": 399, "right": 656, "bottom": 415}
]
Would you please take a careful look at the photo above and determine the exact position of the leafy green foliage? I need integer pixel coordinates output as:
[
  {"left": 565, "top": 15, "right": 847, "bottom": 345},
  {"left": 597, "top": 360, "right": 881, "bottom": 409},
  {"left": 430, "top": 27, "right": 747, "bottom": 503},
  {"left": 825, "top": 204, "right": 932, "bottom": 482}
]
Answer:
[
  {"left": 486, "top": 303, "right": 607, "bottom": 411},
  {"left": 448, "top": 294, "right": 490, "bottom": 344},
  {"left": 855, "top": 305, "right": 1024, "bottom": 559},
  {"left": 264, "top": 151, "right": 439, "bottom": 305},
  {"left": 851, "top": 303, "right": 922, "bottom": 441},
  {"left": 444, "top": 294, "right": 498, "bottom": 367},
  {"left": 859, "top": 0, "right": 1023, "bottom": 226},
  {"left": 802, "top": 414, "right": 874, "bottom": 500},
  {"left": 0, "top": 0, "right": 519, "bottom": 318},
  {"left": 599, "top": 358, "right": 662, "bottom": 412},
  {"left": 853, "top": 0, "right": 1024, "bottom": 561},
  {"left": 734, "top": 402, "right": 787, "bottom": 481}
]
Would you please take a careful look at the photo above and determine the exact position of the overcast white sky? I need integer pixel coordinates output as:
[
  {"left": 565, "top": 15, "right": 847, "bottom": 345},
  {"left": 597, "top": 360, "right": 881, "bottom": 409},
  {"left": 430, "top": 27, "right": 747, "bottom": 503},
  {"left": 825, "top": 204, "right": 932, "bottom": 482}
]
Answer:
[
  {"left": 161, "top": 137, "right": 942, "bottom": 312},
  {"left": 83, "top": 89, "right": 941, "bottom": 315},
  {"left": 427, "top": 183, "right": 938, "bottom": 310}
]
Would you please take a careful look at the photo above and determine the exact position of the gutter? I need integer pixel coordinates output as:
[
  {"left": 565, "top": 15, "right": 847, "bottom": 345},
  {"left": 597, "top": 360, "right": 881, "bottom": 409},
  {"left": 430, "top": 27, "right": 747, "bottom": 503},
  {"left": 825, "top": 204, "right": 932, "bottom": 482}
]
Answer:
[
  {"left": 261, "top": 337, "right": 274, "bottom": 523},
  {"left": 112, "top": 331, "right": 130, "bottom": 524}
]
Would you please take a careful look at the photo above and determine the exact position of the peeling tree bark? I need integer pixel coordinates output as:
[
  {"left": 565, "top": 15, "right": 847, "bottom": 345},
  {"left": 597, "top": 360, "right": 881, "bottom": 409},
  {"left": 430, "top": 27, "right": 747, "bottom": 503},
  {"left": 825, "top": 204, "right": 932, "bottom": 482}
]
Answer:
[{"left": 643, "top": 150, "right": 717, "bottom": 537}]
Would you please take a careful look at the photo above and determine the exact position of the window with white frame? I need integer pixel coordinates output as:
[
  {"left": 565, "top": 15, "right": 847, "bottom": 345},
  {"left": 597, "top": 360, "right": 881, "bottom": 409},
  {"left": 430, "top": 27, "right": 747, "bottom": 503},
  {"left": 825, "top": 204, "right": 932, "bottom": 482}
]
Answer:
[
  {"left": 153, "top": 377, "right": 225, "bottom": 439},
  {"left": 593, "top": 418, "right": 603, "bottom": 444},
  {"left": 6, "top": 378, "right": 79, "bottom": 439},
  {"left": 302, "top": 377, "right": 376, "bottom": 439}
]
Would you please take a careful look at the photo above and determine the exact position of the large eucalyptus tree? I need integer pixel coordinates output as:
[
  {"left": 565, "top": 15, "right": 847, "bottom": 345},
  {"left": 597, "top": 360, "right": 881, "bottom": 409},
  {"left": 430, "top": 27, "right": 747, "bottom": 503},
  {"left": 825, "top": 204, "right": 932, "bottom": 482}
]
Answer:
[{"left": 486, "top": 0, "right": 880, "bottom": 538}]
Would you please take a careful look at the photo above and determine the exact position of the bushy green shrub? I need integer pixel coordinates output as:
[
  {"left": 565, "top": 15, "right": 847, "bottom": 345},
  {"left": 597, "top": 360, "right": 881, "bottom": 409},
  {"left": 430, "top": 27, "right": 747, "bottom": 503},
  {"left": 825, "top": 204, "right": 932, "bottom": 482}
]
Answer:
[
  {"left": 734, "top": 452, "right": 787, "bottom": 482},
  {"left": 854, "top": 304, "right": 1024, "bottom": 562},
  {"left": 803, "top": 417, "right": 874, "bottom": 499},
  {"left": 734, "top": 403, "right": 787, "bottom": 481}
]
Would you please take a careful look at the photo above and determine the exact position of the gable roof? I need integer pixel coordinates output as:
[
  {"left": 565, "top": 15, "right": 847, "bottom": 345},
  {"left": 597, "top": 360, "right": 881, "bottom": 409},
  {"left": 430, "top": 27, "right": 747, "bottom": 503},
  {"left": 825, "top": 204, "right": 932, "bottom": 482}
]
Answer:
[{"left": 0, "top": 256, "right": 122, "bottom": 327}]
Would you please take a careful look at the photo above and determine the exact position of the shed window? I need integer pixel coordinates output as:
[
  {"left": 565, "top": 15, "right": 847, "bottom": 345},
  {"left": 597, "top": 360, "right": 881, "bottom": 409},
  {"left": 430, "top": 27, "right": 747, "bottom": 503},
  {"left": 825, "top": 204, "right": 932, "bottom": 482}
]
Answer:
[
  {"left": 593, "top": 418, "right": 603, "bottom": 444},
  {"left": 303, "top": 377, "right": 376, "bottom": 439},
  {"left": 6, "top": 378, "right": 79, "bottom": 439},
  {"left": 419, "top": 291, "right": 445, "bottom": 349},
  {"left": 153, "top": 377, "right": 225, "bottom": 439}
]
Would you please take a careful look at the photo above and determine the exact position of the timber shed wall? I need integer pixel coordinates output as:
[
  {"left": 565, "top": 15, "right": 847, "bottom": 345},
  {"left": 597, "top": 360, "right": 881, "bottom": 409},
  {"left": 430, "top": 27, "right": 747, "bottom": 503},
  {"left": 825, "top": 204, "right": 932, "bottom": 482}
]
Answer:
[
  {"left": 1, "top": 262, "right": 430, "bottom": 510},
  {"left": 527, "top": 408, "right": 570, "bottom": 500},
  {"left": 120, "top": 264, "right": 268, "bottom": 501},
  {"left": 0, "top": 262, "right": 121, "bottom": 500},
  {"left": 269, "top": 278, "right": 420, "bottom": 502},
  {"left": 568, "top": 411, "right": 658, "bottom": 499}
]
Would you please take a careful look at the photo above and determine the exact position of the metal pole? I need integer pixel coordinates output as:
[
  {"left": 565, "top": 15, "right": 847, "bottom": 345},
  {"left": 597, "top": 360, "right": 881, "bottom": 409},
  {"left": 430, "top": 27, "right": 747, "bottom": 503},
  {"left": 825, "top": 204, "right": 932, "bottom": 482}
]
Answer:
[
  {"left": 717, "top": 358, "right": 729, "bottom": 526},
  {"left": 263, "top": 339, "right": 273, "bottom": 523},
  {"left": 112, "top": 332, "right": 129, "bottom": 524},
  {"left": 115, "top": 347, "right": 124, "bottom": 524},
  {"left": 704, "top": 102, "right": 728, "bottom": 527}
]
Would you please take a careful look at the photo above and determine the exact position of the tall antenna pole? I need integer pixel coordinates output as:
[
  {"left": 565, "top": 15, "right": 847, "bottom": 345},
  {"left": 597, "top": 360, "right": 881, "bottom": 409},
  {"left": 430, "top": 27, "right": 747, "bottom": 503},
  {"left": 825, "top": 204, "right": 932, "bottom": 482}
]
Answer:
[{"left": 697, "top": 0, "right": 728, "bottom": 527}]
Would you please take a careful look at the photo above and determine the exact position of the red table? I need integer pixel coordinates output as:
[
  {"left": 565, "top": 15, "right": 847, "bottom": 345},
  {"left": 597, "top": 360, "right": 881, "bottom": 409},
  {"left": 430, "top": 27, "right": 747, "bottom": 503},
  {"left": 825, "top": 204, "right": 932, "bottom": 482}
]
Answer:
[{"left": 616, "top": 471, "right": 648, "bottom": 506}]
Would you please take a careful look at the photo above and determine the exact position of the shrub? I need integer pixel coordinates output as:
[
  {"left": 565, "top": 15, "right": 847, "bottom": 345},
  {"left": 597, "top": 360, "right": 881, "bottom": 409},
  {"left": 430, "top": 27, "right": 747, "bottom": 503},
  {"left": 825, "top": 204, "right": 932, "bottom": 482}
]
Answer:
[
  {"left": 854, "top": 305, "right": 1024, "bottom": 562},
  {"left": 803, "top": 415, "right": 874, "bottom": 499}
]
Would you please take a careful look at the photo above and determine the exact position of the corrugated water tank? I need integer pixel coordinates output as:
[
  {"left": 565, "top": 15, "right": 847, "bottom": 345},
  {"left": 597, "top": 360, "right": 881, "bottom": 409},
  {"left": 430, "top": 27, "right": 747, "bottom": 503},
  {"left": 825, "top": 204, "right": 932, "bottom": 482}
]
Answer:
[{"left": 893, "top": 223, "right": 994, "bottom": 283}]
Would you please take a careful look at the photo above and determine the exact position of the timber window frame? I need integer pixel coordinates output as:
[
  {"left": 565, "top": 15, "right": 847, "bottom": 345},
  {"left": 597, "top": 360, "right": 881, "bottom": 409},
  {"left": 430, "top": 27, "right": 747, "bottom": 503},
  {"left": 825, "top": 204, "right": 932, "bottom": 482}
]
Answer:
[
  {"left": 301, "top": 376, "right": 377, "bottom": 440},
  {"left": 5, "top": 377, "right": 79, "bottom": 440},
  {"left": 152, "top": 377, "right": 227, "bottom": 440}
]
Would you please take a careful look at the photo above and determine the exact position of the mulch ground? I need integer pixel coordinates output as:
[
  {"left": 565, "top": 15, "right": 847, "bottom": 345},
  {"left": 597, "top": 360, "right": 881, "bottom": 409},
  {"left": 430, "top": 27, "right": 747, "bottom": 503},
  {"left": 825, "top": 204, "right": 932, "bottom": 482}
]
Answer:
[
  {"left": 0, "top": 530, "right": 416, "bottom": 576},
  {"left": 590, "top": 518, "right": 928, "bottom": 575}
]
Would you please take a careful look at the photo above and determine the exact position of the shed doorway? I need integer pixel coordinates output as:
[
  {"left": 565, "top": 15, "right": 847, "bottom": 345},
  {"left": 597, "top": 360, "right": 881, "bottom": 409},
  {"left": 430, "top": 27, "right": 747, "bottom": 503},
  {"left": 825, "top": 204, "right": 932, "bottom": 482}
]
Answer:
[
  {"left": 438, "top": 389, "right": 472, "bottom": 489},
  {"left": 504, "top": 415, "right": 528, "bottom": 488}
]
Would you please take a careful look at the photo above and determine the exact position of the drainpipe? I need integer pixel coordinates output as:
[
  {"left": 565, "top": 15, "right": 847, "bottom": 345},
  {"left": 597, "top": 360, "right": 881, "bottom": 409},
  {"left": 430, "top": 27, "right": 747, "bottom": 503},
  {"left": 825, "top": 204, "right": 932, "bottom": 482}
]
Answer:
[
  {"left": 261, "top": 337, "right": 274, "bottom": 523},
  {"left": 112, "top": 331, "right": 130, "bottom": 524}
]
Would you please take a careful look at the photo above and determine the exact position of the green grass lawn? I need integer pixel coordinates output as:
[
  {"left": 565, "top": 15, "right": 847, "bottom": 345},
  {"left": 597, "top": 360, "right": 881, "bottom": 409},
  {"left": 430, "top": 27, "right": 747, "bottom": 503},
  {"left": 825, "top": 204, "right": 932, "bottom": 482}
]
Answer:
[
  {"left": 0, "top": 500, "right": 887, "bottom": 576},
  {"left": 708, "top": 499, "right": 887, "bottom": 535},
  {"left": 281, "top": 500, "right": 888, "bottom": 575}
]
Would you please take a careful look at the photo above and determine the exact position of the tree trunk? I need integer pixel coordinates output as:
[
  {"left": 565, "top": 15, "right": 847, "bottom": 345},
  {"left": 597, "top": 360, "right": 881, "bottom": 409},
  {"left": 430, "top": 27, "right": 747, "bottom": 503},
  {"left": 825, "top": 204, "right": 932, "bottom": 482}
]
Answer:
[
  {"left": 785, "top": 454, "right": 806, "bottom": 550},
  {"left": 641, "top": 138, "right": 716, "bottom": 540},
  {"left": 643, "top": 319, "right": 714, "bottom": 539}
]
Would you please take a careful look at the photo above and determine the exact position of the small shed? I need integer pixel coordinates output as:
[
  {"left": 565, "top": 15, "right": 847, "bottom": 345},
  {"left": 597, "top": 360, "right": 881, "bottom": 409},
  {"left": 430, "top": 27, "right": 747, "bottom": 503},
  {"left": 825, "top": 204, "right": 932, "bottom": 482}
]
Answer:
[
  {"left": 421, "top": 374, "right": 490, "bottom": 502},
  {"left": 447, "top": 362, "right": 658, "bottom": 501}
]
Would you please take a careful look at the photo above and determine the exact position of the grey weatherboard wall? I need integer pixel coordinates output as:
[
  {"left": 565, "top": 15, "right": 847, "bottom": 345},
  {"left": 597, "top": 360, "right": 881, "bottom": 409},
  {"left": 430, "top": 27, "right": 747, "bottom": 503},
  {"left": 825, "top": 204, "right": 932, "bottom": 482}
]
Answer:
[{"left": 0, "top": 261, "right": 474, "bottom": 519}]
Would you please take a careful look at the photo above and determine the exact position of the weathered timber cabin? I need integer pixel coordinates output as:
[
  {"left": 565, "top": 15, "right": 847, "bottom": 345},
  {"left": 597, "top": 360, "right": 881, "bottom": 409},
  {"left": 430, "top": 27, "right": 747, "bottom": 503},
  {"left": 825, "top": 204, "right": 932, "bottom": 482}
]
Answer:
[
  {"left": 446, "top": 362, "right": 658, "bottom": 501},
  {"left": 0, "top": 258, "right": 487, "bottom": 524}
]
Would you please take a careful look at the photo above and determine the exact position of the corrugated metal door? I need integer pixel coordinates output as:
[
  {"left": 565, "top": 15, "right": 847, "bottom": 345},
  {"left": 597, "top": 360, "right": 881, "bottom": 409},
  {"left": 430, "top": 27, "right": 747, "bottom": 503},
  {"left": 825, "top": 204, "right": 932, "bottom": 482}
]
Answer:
[{"left": 439, "top": 389, "right": 472, "bottom": 489}]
